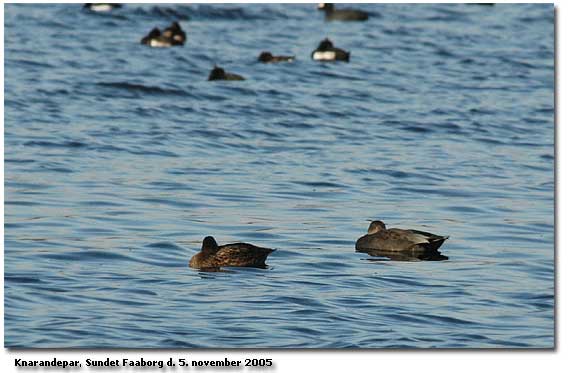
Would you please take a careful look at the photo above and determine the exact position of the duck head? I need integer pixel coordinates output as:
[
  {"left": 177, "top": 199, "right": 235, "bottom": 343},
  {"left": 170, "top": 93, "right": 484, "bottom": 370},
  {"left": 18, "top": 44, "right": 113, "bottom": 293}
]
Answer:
[
  {"left": 201, "top": 236, "right": 220, "bottom": 256},
  {"left": 368, "top": 220, "right": 387, "bottom": 234},
  {"left": 258, "top": 51, "right": 273, "bottom": 62},
  {"left": 208, "top": 66, "right": 226, "bottom": 80},
  {"left": 170, "top": 21, "right": 182, "bottom": 31},
  {"left": 148, "top": 27, "right": 161, "bottom": 38},
  {"left": 317, "top": 3, "right": 334, "bottom": 12},
  {"left": 318, "top": 38, "right": 334, "bottom": 50}
]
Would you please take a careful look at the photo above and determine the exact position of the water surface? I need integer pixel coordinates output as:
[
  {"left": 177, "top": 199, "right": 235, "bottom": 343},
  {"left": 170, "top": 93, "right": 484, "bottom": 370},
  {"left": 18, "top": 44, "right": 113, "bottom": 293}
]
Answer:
[{"left": 4, "top": 3, "right": 554, "bottom": 348}]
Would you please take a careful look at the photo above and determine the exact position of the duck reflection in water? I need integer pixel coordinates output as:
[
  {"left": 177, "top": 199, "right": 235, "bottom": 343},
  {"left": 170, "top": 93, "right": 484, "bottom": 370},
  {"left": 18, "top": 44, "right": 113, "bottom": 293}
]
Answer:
[{"left": 358, "top": 248, "right": 448, "bottom": 262}]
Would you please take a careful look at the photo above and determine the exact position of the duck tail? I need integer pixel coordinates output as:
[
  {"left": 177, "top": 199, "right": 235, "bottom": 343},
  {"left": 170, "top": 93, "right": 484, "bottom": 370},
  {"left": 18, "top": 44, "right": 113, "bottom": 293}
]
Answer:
[
  {"left": 430, "top": 235, "right": 449, "bottom": 242},
  {"left": 427, "top": 236, "right": 448, "bottom": 251}
]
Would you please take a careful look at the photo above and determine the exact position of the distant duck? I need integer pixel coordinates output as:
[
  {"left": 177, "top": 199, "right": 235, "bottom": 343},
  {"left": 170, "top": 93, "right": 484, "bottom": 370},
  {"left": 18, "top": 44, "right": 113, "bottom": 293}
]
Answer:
[
  {"left": 140, "top": 28, "right": 175, "bottom": 48},
  {"left": 311, "top": 38, "right": 350, "bottom": 62},
  {"left": 317, "top": 3, "right": 369, "bottom": 21},
  {"left": 258, "top": 51, "right": 295, "bottom": 63},
  {"left": 189, "top": 236, "right": 275, "bottom": 269},
  {"left": 162, "top": 21, "right": 186, "bottom": 46},
  {"left": 355, "top": 220, "right": 449, "bottom": 254},
  {"left": 83, "top": 3, "right": 122, "bottom": 12},
  {"left": 141, "top": 22, "right": 186, "bottom": 47},
  {"left": 208, "top": 66, "right": 245, "bottom": 81}
]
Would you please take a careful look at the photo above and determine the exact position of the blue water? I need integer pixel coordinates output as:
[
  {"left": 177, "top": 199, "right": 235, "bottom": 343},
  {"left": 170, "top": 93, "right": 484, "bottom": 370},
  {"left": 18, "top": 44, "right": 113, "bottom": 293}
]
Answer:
[{"left": 4, "top": 3, "right": 554, "bottom": 348}]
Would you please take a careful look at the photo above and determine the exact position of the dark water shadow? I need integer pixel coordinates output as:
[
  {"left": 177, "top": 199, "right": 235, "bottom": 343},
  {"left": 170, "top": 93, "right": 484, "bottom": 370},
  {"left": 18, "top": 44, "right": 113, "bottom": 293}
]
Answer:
[{"left": 357, "top": 248, "right": 449, "bottom": 262}]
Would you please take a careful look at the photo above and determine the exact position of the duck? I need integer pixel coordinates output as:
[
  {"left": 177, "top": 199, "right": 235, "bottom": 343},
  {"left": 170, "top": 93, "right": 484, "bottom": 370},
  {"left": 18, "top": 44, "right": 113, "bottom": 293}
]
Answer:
[
  {"left": 162, "top": 21, "right": 186, "bottom": 46},
  {"left": 83, "top": 3, "right": 122, "bottom": 12},
  {"left": 189, "top": 236, "right": 275, "bottom": 269},
  {"left": 141, "top": 23, "right": 185, "bottom": 48},
  {"left": 140, "top": 28, "right": 175, "bottom": 48},
  {"left": 355, "top": 220, "right": 449, "bottom": 254},
  {"left": 208, "top": 66, "right": 245, "bottom": 81},
  {"left": 258, "top": 51, "right": 295, "bottom": 63},
  {"left": 317, "top": 3, "right": 369, "bottom": 22},
  {"left": 311, "top": 38, "right": 350, "bottom": 62}
]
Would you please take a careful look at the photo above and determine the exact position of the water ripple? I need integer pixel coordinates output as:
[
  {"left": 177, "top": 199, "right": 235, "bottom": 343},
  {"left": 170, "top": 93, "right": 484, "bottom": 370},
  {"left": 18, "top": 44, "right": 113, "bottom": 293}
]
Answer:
[{"left": 4, "top": 3, "right": 553, "bottom": 348}]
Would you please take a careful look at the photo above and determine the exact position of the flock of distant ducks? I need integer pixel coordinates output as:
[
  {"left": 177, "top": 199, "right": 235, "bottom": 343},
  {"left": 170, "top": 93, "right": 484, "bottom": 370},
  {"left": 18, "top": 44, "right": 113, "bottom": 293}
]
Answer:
[
  {"left": 84, "top": 3, "right": 371, "bottom": 81},
  {"left": 84, "top": 2, "right": 495, "bottom": 82},
  {"left": 81, "top": 3, "right": 472, "bottom": 269}
]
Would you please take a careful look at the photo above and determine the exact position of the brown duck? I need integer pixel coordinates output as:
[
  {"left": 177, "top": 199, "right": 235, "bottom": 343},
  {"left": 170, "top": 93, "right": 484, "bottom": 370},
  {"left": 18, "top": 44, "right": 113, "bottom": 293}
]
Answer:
[
  {"left": 189, "top": 236, "right": 275, "bottom": 269},
  {"left": 356, "top": 220, "right": 448, "bottom": 254}
]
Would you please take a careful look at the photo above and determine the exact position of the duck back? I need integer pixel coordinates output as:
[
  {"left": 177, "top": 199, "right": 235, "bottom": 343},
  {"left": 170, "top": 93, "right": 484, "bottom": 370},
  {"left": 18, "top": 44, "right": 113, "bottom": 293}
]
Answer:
[
  {"left": 327, "top": 9, "right": 368, "bottom": 21},
  {"left": 189, "top": 239, "right": 274, "bottom": 269},
  {"left": 356, "top": 228, "right": 448, "bottom": 253},
  {"left": 215, "top": 243, "right": 275, "bottom": 267}
]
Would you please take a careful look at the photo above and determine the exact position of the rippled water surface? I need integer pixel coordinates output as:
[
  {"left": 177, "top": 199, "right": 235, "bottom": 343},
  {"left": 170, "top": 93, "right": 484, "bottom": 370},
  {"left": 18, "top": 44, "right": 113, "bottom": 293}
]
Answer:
[{"left": 4, "top": 3, "right": 554, "bottom": 348}]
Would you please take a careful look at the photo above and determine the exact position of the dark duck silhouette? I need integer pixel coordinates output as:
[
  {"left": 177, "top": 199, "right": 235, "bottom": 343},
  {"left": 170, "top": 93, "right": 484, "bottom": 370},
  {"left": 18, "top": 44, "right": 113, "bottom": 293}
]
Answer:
[
  {"left": 141, "top": 22, "right": 186, "bottom": 47},
  {"left": 311, "top": 38, "right": 350, "bottom": 62},
  {"left": 362, "top": 250, "right": 448, "bottom": 262},
  {"left": 356, "top": 220, "right": 449, "bottom": 257},
  {"left": 317, "top": 3, "right": 369, "bottom": 21},
  {"left": 162, "top": 21, "right": 186, "bottom": 46},
  {"left": 258, "top": 51, "right": 295, "bottom": 63},
  {"left": 189, "top": 236, "right": 275, "bottom": 269},
  {"left": 141, "top": 27, "right": 175, "bottom": 48},
  {"left": 208, "top": 66, "right": 245, "bottom": 81}
]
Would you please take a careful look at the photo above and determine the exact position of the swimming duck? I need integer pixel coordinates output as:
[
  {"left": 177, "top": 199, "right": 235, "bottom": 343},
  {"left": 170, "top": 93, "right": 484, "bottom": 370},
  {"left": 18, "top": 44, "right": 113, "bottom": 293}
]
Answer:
[
  {"left": 140, "top": 27, "right": 176, "bottom": 48},
  {"left": 162, "top": 21, "right": 186, "bottom": 46},
  {"left": 258, "top": 52, "right": 295, "bottom": 63},
  {"left": 208, "top": 66, "right": 245, "bottom": 81},
  {"left": 317, "top": 3, "right": 369, "bottom": 22},
  {"left": 189, "top": 236, "right": 275, "bottom": 269},
  {"left": 355, "top": 220, "right": 448, "bottom": 254},
  {"left": 311, "top": 38, "right": 350, "bottom": 62},
  {"left": 83, "top": 3, "right": 122, "bottom": 12},
  {"left": 141, "top": 23, "right": 185, "bottom": 47}
]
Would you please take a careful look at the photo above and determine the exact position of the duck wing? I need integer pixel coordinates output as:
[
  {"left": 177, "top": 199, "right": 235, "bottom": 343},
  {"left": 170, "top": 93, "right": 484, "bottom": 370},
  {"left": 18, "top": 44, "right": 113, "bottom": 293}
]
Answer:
[
  {"left": 407, "top": 229, "right": 448, "bottom": 240},
  {"left": 356, "top": 230, "right": 416, "bottom": 252},
  {"left": 215, "top": 243, "right": 275, "bottom": 267},
  {"left": 328, "top": 9, "right": 369, "bottom": 21},
  {"left": 331, "top": 47, "right": 350, "bottom": 61},
  {"left": 224, "top": 73, "right": 245, "bottom": 81},
  {"left": 391, "top": 228, "right": 448, "bottom": 250},
  {"left": 356, "top": 228, "right": 448, "bottom": 252}
]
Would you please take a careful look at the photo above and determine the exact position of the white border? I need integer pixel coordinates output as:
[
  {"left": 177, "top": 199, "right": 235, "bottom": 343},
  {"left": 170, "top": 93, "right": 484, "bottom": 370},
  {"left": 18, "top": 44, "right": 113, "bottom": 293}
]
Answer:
[{"left": 1, "top": 1, "right": 563, "bottom": 372}]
